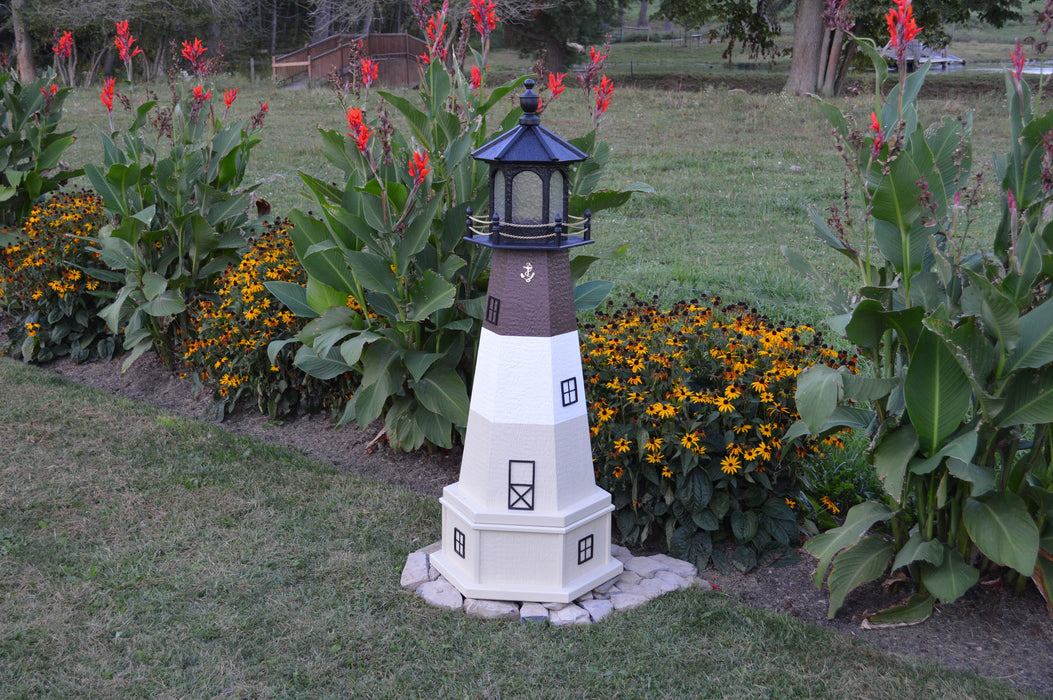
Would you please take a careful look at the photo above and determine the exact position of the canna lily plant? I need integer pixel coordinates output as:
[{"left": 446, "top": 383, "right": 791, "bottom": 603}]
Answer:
[
  {"left": 267, "top": 0, "right": 649, "bottom": 451},
  {"left": 785, "top": 0, "right": 1053, "bottom": 623}
]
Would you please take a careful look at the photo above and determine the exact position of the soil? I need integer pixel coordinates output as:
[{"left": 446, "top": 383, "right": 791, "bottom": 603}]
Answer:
[{"left": 3, "top": 311, "right": 1051, "bottom": 697}]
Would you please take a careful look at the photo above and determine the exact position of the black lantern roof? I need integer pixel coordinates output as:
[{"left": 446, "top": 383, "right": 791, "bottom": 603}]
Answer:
[{"left": 471, "top": 79, "right": 587, "bottom": 165}]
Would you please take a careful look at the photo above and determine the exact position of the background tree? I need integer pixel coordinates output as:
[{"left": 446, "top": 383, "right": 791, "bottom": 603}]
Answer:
[
  {"left": 507, "top": 0, "right": 627, "bottom": 71},
  {"left": 659, "top": 0, "right": 1022, "bottom": 95}
]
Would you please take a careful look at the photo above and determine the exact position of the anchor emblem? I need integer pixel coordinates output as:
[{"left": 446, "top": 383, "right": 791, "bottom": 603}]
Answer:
[{"left": 521, "top": 262, "right": 536, "bottom": 283}]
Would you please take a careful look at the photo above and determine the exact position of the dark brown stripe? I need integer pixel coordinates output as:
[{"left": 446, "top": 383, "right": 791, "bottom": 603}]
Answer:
[{"left": 484, "top": 248, "right": 577, "bottom": 337}]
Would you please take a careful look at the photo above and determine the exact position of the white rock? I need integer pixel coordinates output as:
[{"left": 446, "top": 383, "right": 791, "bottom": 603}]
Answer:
[
  {"left": 610, "top": 544, "right": 632, "bottom": 561},
  {"left": 655, "top": 570, "right": 693, "bottom": 591},
  {"left": 649, "top": 553, "right": 698, "bottom": 579},
  {"left": 401, "top": 551, "right": 431, "bottom": 589},
  {"left": 610, "top": 592, "right": 650, "bottom": 611},
  {"left": 575, "top": 592, "right": 595, "bottom": 602},
  {"left": 618, "top": 576, "right": 671, "bottom": 599},
  {"left": 549, "top": 604, "right": 591, "bottom": 626},
  {"left": 464, "top": 598, "right": 520, "bottom": 620},
  {"left": 579, "top": 598, "right": 614, "bottom": 622},
  {"left": 542, "top": 601, "right": 569, "bottom": 611},
  {"left": 616, "top": 570, "right": 642, "bottom": 588},
  {"left": 624, "top": 556, "right": 664, "bottom": 578},
  {"left": 593, "top": 576, "right": 619, "bottom": 594},
  {"left": 520, "top": 602, "right": 550, "bottom": 623},
  {"left": 427, "top": 564, "right": 441, "bottom": 581},
  {"left": 416, "top": 579, "right": 463, "bottom": 610}
]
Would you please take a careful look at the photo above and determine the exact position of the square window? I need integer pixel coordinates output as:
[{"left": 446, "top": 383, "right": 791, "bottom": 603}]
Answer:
[
  {"left": 560, "top": 377, "right": 578, "bottom": 407},
  {"left": 508, "top": 460, "right": 535, "bottom": 510},
  {"left": 578, "top": 534, "right": 594, "bottom": 565},
  {"left": 486, "top": 296, "right": 501, "bottom": 325},
  {"left": 453, "top": 528, "right": 466, "bottom": 558}
]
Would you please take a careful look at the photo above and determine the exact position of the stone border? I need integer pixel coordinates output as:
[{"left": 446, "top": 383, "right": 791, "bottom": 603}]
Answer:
[{"left": 401, "top": 543, "right": 716, "bottom": 624}]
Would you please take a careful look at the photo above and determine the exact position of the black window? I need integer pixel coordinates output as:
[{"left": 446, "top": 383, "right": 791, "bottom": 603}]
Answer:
[
  {"left": 560, "top": 377, "right": 578, "bottom": 406},
  {"left": 508, "top": 460, "right": 535, "bottom": 511},
  {"left": 486, "top": 295, "right": 501, "bottom": 325},
  {"left": 453, "top": 528, "right": 466, "bottom": 558},
  {"left": 578, "top": 535, "right": 594, "bottom": 565}
]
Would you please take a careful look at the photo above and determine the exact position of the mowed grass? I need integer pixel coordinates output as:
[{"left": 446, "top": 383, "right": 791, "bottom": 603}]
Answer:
[{"left": 0, "top": 358, "right": 1037, "bottom": 698}]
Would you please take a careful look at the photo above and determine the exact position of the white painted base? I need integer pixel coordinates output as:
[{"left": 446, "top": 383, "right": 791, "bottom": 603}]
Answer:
[{"left": 432, "top": 487, "right": 623, "bottom": 603}]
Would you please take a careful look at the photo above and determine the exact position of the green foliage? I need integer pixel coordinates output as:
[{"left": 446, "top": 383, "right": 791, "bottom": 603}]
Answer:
[
  {"left": 85, "top": 80, "right": 264, "bottom": 371},
  {"left": 788, "top": 40, "right": 1053, "bottom": 619},
  {"left": 0, "top": 190, "right": 119, "bottom": 362},
  {"left": 179, "top": 218, "right": 353, "bottom": 420},
  {"left": 583, "top": 296, "right": 855, "bottom": 572},
  {"left": 278, "top": 49, "right": 642, "bottom": 452},
  {"left": 0, "top": 70, "right": 81, "bottom": 227}
]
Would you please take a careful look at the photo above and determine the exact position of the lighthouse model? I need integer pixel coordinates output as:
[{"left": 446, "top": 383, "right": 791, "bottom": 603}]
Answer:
[{"left": 429, "top": 80, "right": 623, "bottom": 603}]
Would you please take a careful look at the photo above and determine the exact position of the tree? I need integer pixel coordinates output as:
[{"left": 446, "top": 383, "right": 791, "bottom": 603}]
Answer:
[
  {"left": 507, "top": 0, "right": 628, "bottom": 72},
  {"left": 659, "top": 0, "right": 1022, "bottom": 95},
  {"left": 11, "top": 0, "right": 36, "bottom": 82}
]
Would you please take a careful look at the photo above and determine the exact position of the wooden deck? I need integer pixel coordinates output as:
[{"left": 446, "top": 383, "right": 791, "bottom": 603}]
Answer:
[{"left": 272, "top": 33, "right": 427, "bottom": 87}]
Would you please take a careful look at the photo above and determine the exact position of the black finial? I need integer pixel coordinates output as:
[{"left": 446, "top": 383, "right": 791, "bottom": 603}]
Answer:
[{"left": 519, "top": 79, "right": 540, "bottom": 126}]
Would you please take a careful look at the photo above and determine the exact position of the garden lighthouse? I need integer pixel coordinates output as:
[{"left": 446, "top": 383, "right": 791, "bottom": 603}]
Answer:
[{"left": 429, "top": 80, "right": 622, "bottom": 603}]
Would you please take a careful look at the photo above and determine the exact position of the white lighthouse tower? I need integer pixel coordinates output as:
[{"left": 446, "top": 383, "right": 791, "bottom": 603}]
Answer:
[{"left": 429, "top": 80, "right": 622, "bottom": 603}]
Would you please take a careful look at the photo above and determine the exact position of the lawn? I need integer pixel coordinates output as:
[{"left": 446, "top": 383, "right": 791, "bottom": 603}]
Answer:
[{"left": 0, "top": 358, "right": 1036, "bottom": 698}]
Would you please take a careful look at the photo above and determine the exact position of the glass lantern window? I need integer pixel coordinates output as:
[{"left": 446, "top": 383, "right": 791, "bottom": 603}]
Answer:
[
  {"left": 549, "top": 170, "right": 564, "bottom": 221},
  {"left": 512, "top": 171, "right": 544, "bottom": 225},
  {"left": 492, "top": 169, "right": 505, "bottom": 220}
]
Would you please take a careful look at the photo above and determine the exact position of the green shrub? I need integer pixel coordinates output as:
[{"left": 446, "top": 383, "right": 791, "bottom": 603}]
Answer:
[
  {"left": 179, "top": 219, "right": 354, "bottom": 419},
  {"left": 583, "top": 295, "right": 854, "bottom": 572},
  {"left": 0, "top": 190, "right": 119, "bottom": 362}
]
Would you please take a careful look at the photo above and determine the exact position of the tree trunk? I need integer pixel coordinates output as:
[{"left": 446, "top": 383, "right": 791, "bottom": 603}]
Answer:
[
  {"left": 271, "top": 0, "right": 279, "bottom": 54},
  {"left": 11, "top": 0, "right": 36, "bottom": 83},
  {"left": 313, "top": 1, "right": 332, "bottom": 42},
  {"left": 637, "top": 1, "right": 649, "bottom": 27},
  {"left": 543, "top": 36, "right": 567, "bottom": 73},
  {"left": 783, "top": 0, "right": 825, "bottom": 95},
  {"left": 820, "top": 29, "right": 845, "bottom": 96}
]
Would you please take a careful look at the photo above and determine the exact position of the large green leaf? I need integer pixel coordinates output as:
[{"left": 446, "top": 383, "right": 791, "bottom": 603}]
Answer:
[
  {"left": 908, "top": 429, "right": 977, "bottom": 475},
  {"left": 963, "top": 270, "right": 1021, "bottom": 354},
  {"left": 826, "top": 534, "right": 895, "bottom": 619},
  {"left": 678, "top": 468, "right": 713, "bottom": 512},
  {"left": 870, "top": 151, "right": 926, "bottom": 275},
  {"left": 863, "top": 594, "right": 934, "bottom": 628},
  {"left": 963, "top": 492, "right": 1040, "bottom": 575},
  {"left": 794, "top": 364, "right": 843, "bottom": 435},
  {"left": 891, "top": 531, "right": 944, "bottom": 571},
  {"left": 873, "top": 424, "right": 918, "bottom": 502},
  {"left": 140, "top": 290, "right": 185, "bottom": 317},
  {"left": 946, "top": 459, "right": 996, "bottom": 497},
  {"left": 574, "top": 280, "right": 613, "bottom": 311},
  {"left": 995, "top": 366, "right": 1053, "bottom": 426},
  {"left": 413, "top": 367, "right": 469, "bottom": 427},
  {"left": 804, "top": 501, "right": 894, "bottom": 589},
  {"left": 904, "top": 329, "right": 973, "bottom": 457},
  {"left": 1006, "top": 297, "right": 1053, "bottom": 372},
  {"left": 919, "top": 546, "right": 979, "bottom": 603},
  {"left": 846, "top": 300, "right": 924, "bottom": 354}
]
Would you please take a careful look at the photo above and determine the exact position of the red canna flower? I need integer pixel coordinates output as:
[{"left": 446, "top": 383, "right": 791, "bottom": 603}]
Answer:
[
  {"left": 885, "top": 0, "right": 921, "bottom": 61},
  {"left": 251, "top": 102, "right": 269, "bottom": 130},
  {"left": 470, "top": 0, "right": 499, "bottom": 39},
  {"left": 40, "top": 83, "right": 58, "bottom": 98},
  {"left": 870, "top": 111, "right": 883, "bottom": 155},
  {"left": 53, "top": 30, "right": 74, "bottom": 59},
  {"left": 409, "top": 150, "right": 430, "bottom": 185},
  {"left": 361, "top": 57, "right": 379, "bottom": 87},
  {"left": 578, "top": 41, "right": 609, "bottom": 92},
  {"left": 423, "top": 3, "right": 449, "bottom": 63},
  {"left": 192, "top": 85, "right": 212, "bottom": 103},
  {"left": 594, "top": 75, "right": 614, "bottom": 117},
  {"left": 223, "top": 87, "right": 238, "bottom": 110},
  {"left": 114, "top": 20, "right": 142, "bottom": 63},
  {"left": 1011, "top": 42, "right": 1026, "bottom": 84},
  {"left": 470, "top": 64, "right": 482, "bottom": 89},
  {"left": 548, "top": 71, "right": 566, "bottom": 98},
  {"left": 181, "top": 38, "right": 208, "bottom": 75},
  {"left": 100, "top": 77, "right": 116, "bottom": 112},
  {"left": 346, "top": 107, "right": 372, "bottom": 153}
]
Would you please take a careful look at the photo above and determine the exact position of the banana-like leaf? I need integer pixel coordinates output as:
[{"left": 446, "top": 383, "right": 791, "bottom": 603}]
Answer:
[
  {"left": 995, "top": 365, "right": 1053, "bottom": 426},
  {"left": 904, "top": 329, "right": 973, "bottom": 457},
  {"left": 909, "top": 429, "right": 978, "bottom": 475},
  {"left": 873, "top": 424, "right": 918, "bottom": 502},
  {"left": 862, "top": 594, "right": 933, "bottom": 628},
  {"left": 795, "top": 364, "right": 843, "bottom": 434},
  {"left": 826, "top": 534, "right": 895, "bottom": 619},
  {"left": 413, "top": 366, "right": 469, "bottom": 427},
  {"left": 870, "top": 151, "right": 926, "bottom": 275},
  {"left": 963, "top": 492, "right": 1040, "bottom": 575},
  {"left": 892, "top": 531, "right": 945, "bottom": 571},
  {"left": 1031, "top": 557, "right": 1053, "bottom": 616},
  {"left": 804, "top": 501, "right": 894, "bottom": 589},
  {"left": 1006, "top": 297, "right": 1053, "bottom": 372},
  {"left": 574, "top": 280, "right": 613, "bottom": 311},
  {"left": 920, "top": 546, "right": 979, "bottom": 603}
]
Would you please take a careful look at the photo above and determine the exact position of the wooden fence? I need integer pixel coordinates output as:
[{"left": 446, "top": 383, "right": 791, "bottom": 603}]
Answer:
[{"left": 272, "top": 33, "right": 427, "bottom": 87}]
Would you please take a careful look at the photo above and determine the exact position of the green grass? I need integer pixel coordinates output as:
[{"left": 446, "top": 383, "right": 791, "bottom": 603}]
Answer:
[{"left": 0, "top": 357, "right": 1038, "bottom": 698}]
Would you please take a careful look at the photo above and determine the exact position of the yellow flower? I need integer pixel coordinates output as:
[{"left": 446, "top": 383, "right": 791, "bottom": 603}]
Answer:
[
  {"left": 645, "top": 436, "right": 664, "bottom": 453},
  {"left": 715, "top": 396, "right": 735, "bottom": 413},
  {"left": 679, "top": 431, "right": 701, "bottom": 451},
  {"left": 785, "top": 497, "right": 797, "bottom": 509},
  {"left": 821, "top": 496, "right": 841, "bottom": 514},
  {"left": 613, "top": 438, "right": 631, "bottom": 455},
  {"left": 661, "top": 465, "right": 674, "bottom": 478},
  {"left": 720, "top": 454, "right": 742, "bottom": 475},
  {"left": 733, "top": 423, "right": 752, "bottom": 435}
]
